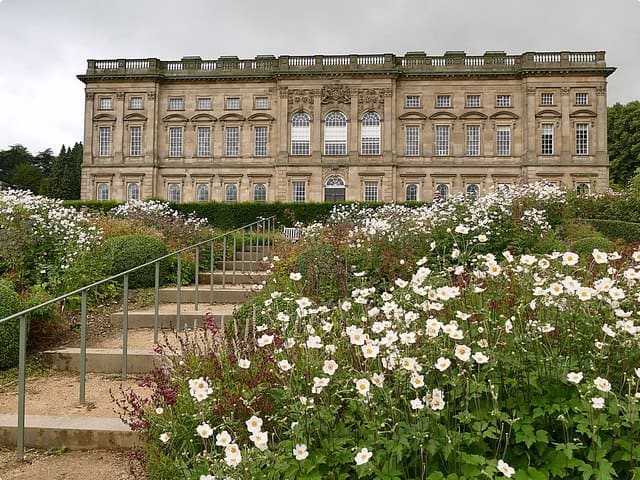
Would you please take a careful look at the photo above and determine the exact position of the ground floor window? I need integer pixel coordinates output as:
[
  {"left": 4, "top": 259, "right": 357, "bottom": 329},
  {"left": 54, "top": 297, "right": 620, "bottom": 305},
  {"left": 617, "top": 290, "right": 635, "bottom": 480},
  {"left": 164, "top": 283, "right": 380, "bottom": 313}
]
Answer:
[
  {"left": 225, "top": 184, "right": 238, "bottom": 202},
  {"left": 363, "top": 181, "right": 378, "bottom": 202},
  {"left": 253, "top": 183, "right": 267, "bottom": 202},
  {"left": 434, "top": 183, "right": 449, "bottom": 201},
  {"left": 466, "top": 183, "right": 480, "bottom": 198},
  {"left": 576, "top": 182, "right": 590, "bottom": 194},
  {"left": 168, "top": 183, "right": 181, "bottom": 202},
  {"left": 325, "top": 176, "right": 346, "bottom": 202},
  {"left": 126, "top": 182, "right": 140, "bottom": 202},
  {"left": 292, "top": 181, "right": 306, "bottom": 202},
  {"left": 196, "top": 183, "right": 209, "bottom": 202},
  {"left": 405, "top": 183, "right": 418, "bottom": 201},
  {"left": 96, "top": 182, "right": 109, "bottom": 200}
]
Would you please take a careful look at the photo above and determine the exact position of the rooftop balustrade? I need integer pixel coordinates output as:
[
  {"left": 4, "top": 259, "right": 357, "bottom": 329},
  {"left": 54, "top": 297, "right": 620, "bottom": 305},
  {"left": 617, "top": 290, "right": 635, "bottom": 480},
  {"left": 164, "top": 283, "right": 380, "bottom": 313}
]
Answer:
[{"left": 80, "top": 51, "right": 613, "bottom": 80}]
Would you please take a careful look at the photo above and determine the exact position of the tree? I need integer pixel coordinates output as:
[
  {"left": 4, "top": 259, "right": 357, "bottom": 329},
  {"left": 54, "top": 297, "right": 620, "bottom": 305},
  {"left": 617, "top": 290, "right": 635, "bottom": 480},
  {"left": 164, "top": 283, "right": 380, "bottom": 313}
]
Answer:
[
  {"left": 0, "top": 145, "right": 33, "bottom": 183},
  {"left": 48, "top": 143, "right": 83, "bottom": 199},
  {"left": 9, "top": 163, "right": 44, "bottom": 193},
  {"left": 608, "top": 101, "right": 640, "bottom": 186}
]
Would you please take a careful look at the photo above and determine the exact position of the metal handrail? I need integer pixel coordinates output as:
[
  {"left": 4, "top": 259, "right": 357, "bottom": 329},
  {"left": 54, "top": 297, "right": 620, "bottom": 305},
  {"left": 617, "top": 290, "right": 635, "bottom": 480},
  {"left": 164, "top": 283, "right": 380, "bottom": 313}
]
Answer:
[{"left": 0, "top": 215, "right": 277, "bottom": 459}]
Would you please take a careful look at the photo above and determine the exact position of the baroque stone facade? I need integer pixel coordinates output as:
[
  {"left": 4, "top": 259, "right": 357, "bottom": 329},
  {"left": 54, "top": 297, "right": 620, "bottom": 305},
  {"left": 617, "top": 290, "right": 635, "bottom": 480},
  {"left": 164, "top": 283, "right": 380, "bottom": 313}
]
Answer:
[{"left": 78, "top": 51, "right": 615, "bottom": 203}]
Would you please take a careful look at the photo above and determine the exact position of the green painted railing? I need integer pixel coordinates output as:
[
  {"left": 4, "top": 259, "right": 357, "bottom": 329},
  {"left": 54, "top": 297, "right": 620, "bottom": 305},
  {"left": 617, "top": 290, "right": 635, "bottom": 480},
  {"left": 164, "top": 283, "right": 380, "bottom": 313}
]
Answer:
[{"left": 0, "top": 215, "right": 276, "bottom": 460}]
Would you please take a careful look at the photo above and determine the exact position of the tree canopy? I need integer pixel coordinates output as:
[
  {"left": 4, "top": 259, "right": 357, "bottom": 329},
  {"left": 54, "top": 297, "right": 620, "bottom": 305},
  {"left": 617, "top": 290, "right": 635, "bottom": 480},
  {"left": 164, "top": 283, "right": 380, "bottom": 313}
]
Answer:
[{"left": 608, "top": 101, "right": 640, "bottom": 186}]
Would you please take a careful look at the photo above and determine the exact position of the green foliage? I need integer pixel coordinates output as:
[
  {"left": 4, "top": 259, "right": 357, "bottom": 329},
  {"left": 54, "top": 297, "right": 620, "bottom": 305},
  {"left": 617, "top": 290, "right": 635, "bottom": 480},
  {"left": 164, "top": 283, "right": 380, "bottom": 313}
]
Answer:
[
  {"left": 99, "top": 234, "right": 169, "bottom": 288},
  {"left": 0, "top": 280, "right": 26, "bottom": 370},
  {"left": 63, "top": 199, "right": 120, "bottom": 212},
  {"left": 48, "top": 143, "right": 83, "bottom": 200},
  {"left": 569, "top": 190, "right": 640, "bottom": 223},
  {"left": 570, "top": 235, "right": 614, "bottom": 256},
  {"left": 608, "top": 101, "right": 640, "bottom": 186},
  {"left": 586, "top": 219, "right": 640, "bottom": 244},
  {"left": 9, "top": 163, "right": 44, "bottom": 194}
]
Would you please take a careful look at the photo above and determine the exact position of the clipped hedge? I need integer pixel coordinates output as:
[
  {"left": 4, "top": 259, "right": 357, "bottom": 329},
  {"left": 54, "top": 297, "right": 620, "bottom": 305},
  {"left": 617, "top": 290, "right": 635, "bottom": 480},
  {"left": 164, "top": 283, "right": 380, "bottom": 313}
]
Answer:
[
  {"left": 63, "top": 199, "right": 120, "bottom": 213},
  {"left": 583, "top": 218, "right": 640, "bottom": 244},
  {"left": 569, "top": 193, "right": 640, "bottom": 223},
  {"left": 0, "top": 279, "right": 25, "bottom": 369},
  {"left": 570, "top": 235, "right": 614, "bottom": 256},
  {"left": 99, "top": 234, "right": 169, "bottom": 288}
]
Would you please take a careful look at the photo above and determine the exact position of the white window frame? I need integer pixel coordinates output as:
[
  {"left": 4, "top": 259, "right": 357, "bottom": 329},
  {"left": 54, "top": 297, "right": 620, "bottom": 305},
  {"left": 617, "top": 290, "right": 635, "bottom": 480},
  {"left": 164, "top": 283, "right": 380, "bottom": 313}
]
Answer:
[
  {"left": 225, "top": 126, "right": 239, "bottom": 157},
  {"left": 254, "top": 97, "right": 269, "bottom": 109},
  {"left": 540, "top": 92, "right": 554, "bottom": 106},
  {"left": 129, "top": 125, "right": 142, "bottom": 156},
  {"left": 129, "top": 97, "right": 143, "bottom": 109},
  {"left": 168, "top": 127, "right": 183, "bottom": 157},
  {"left": 496, "top": 125, "right": 511, "bottom": 156},
  {"left": 126, "top": 182, "right": 140, "bottom": 202},
  {"left": 253, "top": 183, "right": 267, "bottom": 202},
  {"left": 196, "top": 183, "right": 209, "bottom": 202},
  {"left": 541, "top": 123, "right": 554, "bottom": 155},
  {"left": 167, "top": 183, "right": 181, "bottom": 202},
  {"left": 254, "top": 126, "right": 268, "bottom": 157},
  {"left": 405, "top": 183, "right": 418, "bottom": 202},
  {"left": 435, "top": 125, "right": 450, "bottom": 156},
  {"left": 324, "top": 111, "right": 348, "bottom": 155},
  {"left": 292, "top": 181, "right": 306, "bottom": 202},
  {"left": 226, "top": 97, "right": 241, "bottom": 110},
  {"left": 575, "top": 123, "right": 589, "bottom": 155},
  {"left": 224, "top": 184, "right": 238, "bottom": 202},
  {"left": 496, "top": 95, "right": 511, "bottom": 108},
  {"left": 99, "top": 97, "right": 112, "bottom": 110},
  {"left": 291, "top": 112, "right": 311, "bottom": 155},
  {"left": 168, "top": 98, "right": 184, "bottom": 111},
  {"left": 98, "top": 126, "right": 111, "bottom": 156},
  {"left": 405, "top": 95, "right": 420, "bottom": 108},
  {"left": 466, "top": 125, "right": 480, "bottom": 156},
  {"left": 96, "top": 182, "right": 109, "bottom": 201},
  {"left": 466, "top": 95, "right": 481, "bottom": 108},
  {"left": 363, "top": 181, "right": 379, "bottom": 202},
  {"left": 360, "top": 112, "right": 381, "bottom": 155},
  {"left": 436, "top": 95, "right": 452, "bottom": 108},
  {"left": 435, "top": 183, "right": 450, "bottom": 201},
  {"left": 575, "top": 93, "right": 589, "bottom": 106},
  {"left": 197, "top": 127, "right": 211, "bottom": 157},
  {"left": 197, "top": 97, "right": 212, "bottom": 110},
  {"left": 466, "top": 183, "right": 480, "bottom": 198},
  {"left": 405, "top": 125, "right": 420, "bottom": 156}
]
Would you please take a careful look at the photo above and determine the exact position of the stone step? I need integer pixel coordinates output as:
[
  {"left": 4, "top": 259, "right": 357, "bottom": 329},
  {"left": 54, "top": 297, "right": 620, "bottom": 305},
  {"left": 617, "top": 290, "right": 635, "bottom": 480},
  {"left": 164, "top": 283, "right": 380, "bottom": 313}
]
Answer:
[
  {"left": 42, "top": 347, "right": 169, "bottom": 374},
  {"left": 0, "top": 414, "right": 138, "bottom": 450},
  {"left": 110, "top": 303, "right": 236, "bottom": 329},
  {"left": 159, "top": 285, "right": 253, "bottom": 303},
  {"left": 197, "top": 270, "right": 268, "bottom": 285}
]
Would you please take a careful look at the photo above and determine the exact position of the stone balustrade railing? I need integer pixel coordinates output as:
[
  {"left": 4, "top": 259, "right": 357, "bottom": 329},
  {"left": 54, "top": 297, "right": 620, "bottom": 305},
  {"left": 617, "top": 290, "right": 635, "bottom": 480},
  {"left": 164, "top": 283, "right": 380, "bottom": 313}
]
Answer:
[{"left": 81, "top": 51, "right": 611, "bottom": 79}]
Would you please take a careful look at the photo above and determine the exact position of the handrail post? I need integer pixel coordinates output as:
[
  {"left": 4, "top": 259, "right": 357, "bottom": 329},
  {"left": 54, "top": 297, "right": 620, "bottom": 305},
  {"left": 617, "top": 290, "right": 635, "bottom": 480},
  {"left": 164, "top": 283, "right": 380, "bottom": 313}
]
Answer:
[
  {"left": 222, "top": 236, "right": 227, "bottom": 288},
  {"left": 176, "top": 255, "right": 182, "bottom": 331},
  {"left": 16, "top": 314, "right": 27, "bottom": 460},
  {"left": 232, "top": 235, "right": 237, "bottom": 285},
  {"left": 79, "top": 290, "right": 88, "bottom": 405},
  {"left": 209, "top": 240, "right": 214, "bottom": 305},
  {"left": 122, "top": 274, "right": 129, "bottom": 380},
  {"left": 195, "top": 246, "right": 200, "bottom": 311},
  {"left": 241, "top": 230, "right": 246, "bottom": 273},
  {"left": 249, "top": 225, "right": 253, "bottom": 264},
  {"left": 154, "top": 261, "right": 160, "bottom": 344}
]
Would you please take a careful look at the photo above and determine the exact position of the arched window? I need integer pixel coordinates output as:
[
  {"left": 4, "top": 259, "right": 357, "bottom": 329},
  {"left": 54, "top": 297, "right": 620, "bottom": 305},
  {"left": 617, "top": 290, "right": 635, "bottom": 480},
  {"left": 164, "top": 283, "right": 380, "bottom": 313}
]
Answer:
[
  {"left": 168, "top": 183, "right": 181, "bottom": 202},
  {"left": 225, "top": 184, "right": 238, "bottom": 202},
  {"left": 434, "top": 183, "right": 449, "bottom": 202},
  {"left": 126, "top": 182, "right": 140, "bottom": 202},
  {"left": 405, "top": 183, "right": 418, "bottom": 202},
  {"left": 576, "top": 183, "right": 590, "bottom": 195},
  {"left": 196, "top": 183, "right": 209, "bottom": 202},
  {"left": 253, "top": 183, "right": 267, "bottom": 202},
  {"left": 361, "top": 112, "right": 381, "bottom": 155},
  {"left": 291, "top": 112, "right": 310, "bottom": 155},
  {"left": 324, "top": 176, "right": 346, "bottom": 202},
  {"left": 324, "top": 111, "right": 347, "bottom": 155},
  {"left": 96, "top": 183, "right": 109, "bottom": 201},
  {"left": 466, "top": 184, "right": 480, "bottom": 198}
]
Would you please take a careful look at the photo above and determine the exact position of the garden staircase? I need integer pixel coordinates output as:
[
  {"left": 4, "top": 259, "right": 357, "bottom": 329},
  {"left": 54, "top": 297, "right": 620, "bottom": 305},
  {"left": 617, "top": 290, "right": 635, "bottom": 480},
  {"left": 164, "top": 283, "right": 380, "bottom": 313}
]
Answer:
[{"left": 0, "top": 240, "right": 274, "bottom": 454}]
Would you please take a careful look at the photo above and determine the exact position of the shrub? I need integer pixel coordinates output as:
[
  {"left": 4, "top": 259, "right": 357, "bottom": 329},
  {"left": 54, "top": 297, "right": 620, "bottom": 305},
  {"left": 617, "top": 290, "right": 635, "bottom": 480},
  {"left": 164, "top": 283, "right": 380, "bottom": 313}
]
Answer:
[
  {"left": 570, "top": 235, "right": 614, "bottom": 256},
  {"left": 586, "top": 219, "right": 640, "bottom": 244},
  {"left": 0, "top": 280, "right": 26, "bottom": 369},
  {"left": 99, "top": 234, "right": 169, "bottom": 288}
]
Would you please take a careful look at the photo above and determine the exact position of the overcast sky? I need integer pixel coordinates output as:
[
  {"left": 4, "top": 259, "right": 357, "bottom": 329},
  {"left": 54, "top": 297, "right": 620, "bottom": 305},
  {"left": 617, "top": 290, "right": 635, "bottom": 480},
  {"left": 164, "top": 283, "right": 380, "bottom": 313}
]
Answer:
[{"left": 0, "top": 0, "right": 639, "bottom": 154}]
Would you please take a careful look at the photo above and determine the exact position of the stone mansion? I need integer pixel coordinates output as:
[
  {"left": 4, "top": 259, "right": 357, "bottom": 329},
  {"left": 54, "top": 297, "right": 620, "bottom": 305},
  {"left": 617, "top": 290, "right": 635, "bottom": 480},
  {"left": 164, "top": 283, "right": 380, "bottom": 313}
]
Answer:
[{"left": 78, "top": 51, "right": 615, "bottom": 203}]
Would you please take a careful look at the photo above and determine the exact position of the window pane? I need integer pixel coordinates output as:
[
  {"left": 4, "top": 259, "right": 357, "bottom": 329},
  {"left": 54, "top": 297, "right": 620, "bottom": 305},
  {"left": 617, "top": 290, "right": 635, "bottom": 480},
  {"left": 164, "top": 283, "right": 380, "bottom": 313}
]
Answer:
[
  {"left": 197, "top": 98, "right": 212, "bottom": 110},
  {"left": 576, "top": 123, "right": 589, "bottom": 155},
  {"left": 127, "top": 182, "right": 140, "bottom": 202},
  {"left": 466, "top": 95, "right": 480, "bottom": 108},
  {"left": 99, "top": 127, "right": 111, "bottom": 156},
  {"left": 99, "top": 98, "right": 112, "bottom": 110},
  {"left": 405, "top": 95, "right": 420, "bottom": 108},
  {"left": 576, "top": 183, "right": 590, "bottom": 194},
  {"left": 435, "top": 125, "right": 450, "bottom": 155},
  {"left": 254, "top": 97, "right": 269, "bottom": 109},
  {"left": 226, "top": 127, "right": 239, "bottom": 156},
  {"left": 541, "top": 123, "right": 554, "bottom": 155},
  {"left": 254, "top": 126, "right": 268, "bottom": 156},
  {"left": 96, "top": 183, "right": 109, "bottom": 201},
  {"left": 405, "top": 183, "right": 418, "bottom": 201},
  {"left": 496, "top": 126, "right": 511, "bottom": 156},
  {"left": 435, "top": 184, "right": 449, "bottom": 201},
  {"left": 496, "top": 95, "right": 511, "bottom": 107},
  {"left": 292, "top": 181, "right": 306, "bottom": 202},
  {"left": 436, "top": 95, "right": 451, "bottom": 108},
  {"left": 197, "top": 127, "right": 211, "bottom": 157},
  {"left": 169, "top": 127, "right": 183, "bottom": 157},
  {"left": 253, "top": 183, "right": 267, "bottom": 201},
  {"left": 540, "top": 93, "right": 554, "bottom": 106},
  {"left": 168, "top": 183, "right": 181, "bottom": 202},
  {"left": 226, "top": 97, "right": 240, "bottom": 110},
  {"left": 364, "top": 181, "right": 378, "bottom": 202},
  {"left": 196, "top": 184, "right": 209, "bottom": 202},
  {"left": 130, "top": 97, "right": 143, "bottom": 109},
  {"left": 291, "top": 113, "right": 310, "bottom": 155},
  {"left": 169, "top": 98, "right": 184, "bottom": 110},
  {"left": 130, "top": 126, "right": 142, "bottom": 156},
  {"left": 405, "top": 126, "right": 419, "bottom": 156},
  {"left": 466, "top": 184, "right": 480, "bottom": 198},
  {"left": 324, "top": 111, "right": 347, "bottom": 155},
  {"left": 575, "top": 93, "right": 589, "bottom": 105},
  {"left": 361, "top": 112, "right": 380, "bottom": 155},
  {"left": 466, "top": 125, "right": 480, "bottom": 156},
  {"left": 225, "top": 184, "right": 238, "bottom": 202}
]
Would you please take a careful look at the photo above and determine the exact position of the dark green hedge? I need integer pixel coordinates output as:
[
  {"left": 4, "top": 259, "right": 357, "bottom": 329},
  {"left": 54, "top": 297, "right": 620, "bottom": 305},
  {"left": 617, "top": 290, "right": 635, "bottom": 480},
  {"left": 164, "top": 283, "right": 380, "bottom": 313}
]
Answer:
[
  {"left": 569, "top": 194, "right": 640, "bottom": 223},
  {"left": 0, "top": 280, "right": 25, "bottom": 370},
  {"left": 63, "top": 200, "right": 120, "bottom": 212},
  {"left": 583, "top": 219, "right": 640, "bottom": 244}
]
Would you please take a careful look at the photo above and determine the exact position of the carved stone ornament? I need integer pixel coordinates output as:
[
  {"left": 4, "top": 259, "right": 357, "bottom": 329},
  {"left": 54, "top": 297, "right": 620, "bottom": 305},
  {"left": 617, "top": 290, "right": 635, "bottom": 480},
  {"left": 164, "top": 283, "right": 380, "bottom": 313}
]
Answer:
[
  {"left": 561, "top": 87, "right": 570, "bottom": 96},
  {"left": 526, "top": 85, "right": 536, "bottom": 96},
  {"left": 287, "top": 89, "right": 316, "bottom": 108},
  {"left": 147, "top": 91, "right": 156, "bottom": 100},
  {"left": 322, "top": 165, "right": 348, "bottom": 179},
  {"left": 85, "top": 91, "right": 95, "bottom": 100},
  {"left": 116, "top": 92, "right": 126, "bottom": 100},
  {"left": 358, "top": 88, "right": 392, "bottom": 111},
  {"left": 321, "top": 84, "right": 351, "bottom": 105},
  {"left": 595, "top": 85, "right": 606, "bottom": 96}
]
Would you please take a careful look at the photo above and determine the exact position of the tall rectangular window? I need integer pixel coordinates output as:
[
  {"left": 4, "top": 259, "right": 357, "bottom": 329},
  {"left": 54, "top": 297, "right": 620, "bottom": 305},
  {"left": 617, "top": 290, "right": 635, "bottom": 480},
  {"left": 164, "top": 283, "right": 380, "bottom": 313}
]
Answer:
[
  {"left": 405, "top": 126, "right": 419, "bottom": 156},
  {"left": 466, "top": 125, "right": 480, "bottom": 156},
  {"left": 96, "top": 183, "right": 109, "bottom": 201},
  {"left": 254, "top": 126, "right": 268, "bottom": 156},
  {"left": 496, "top": 126, "right": 511, "bottom": 156},
  {"left": 129, "top": 97, "right": 143, "bottom": 109},
  {"left": 226, "top": 97, "right": 241, "bottom": 110},
  {"left": 226, "top": 126, "right": 239, "bottom": 157},
  {"left": 169, "top": 127, "right": 183, "bottom": 157},
  {"left": 292, "top": 181, "right": 306, "bottom": 202},
  {"left": 435, "top": 125, "right": 450, "bottom": 156},
  {"left": 575, "top": 93, "right": 589, "bottom": 106},
  {"left": 98, "top": 127, "right": 111, "bottom": 156},
  {"left": 496, "top": 95, "right": 511, "bottom": 107},
  {"left": 436, "top": 95, "right": 452, "bottom": 108},
  {"left": 291, "top": 113, "right": 311, "bottom": 155},
  {"left": 405, "top": 95, "right": 420, "bottom": 108},
  {"left": 541, "top": 123, "right": 554, "bottom": 155},
  {"left": 576, "top": 123, "right": 589, "bottom": 155},
  {"left": 130, "top": 126, "right": 142, "bottom": 156},
  {"left": 466, "top": 95, "right": 481, "bottom": 108},
  {"left": 540, "top": 93, "right": 554, "bottom": 106},
  {"left": 197, "top": 97, "right": 212, "bottom": 110},
  {"left": 197, "top": 127, "right": 211, "bottom": 157},
  {"left": 363, "top": 181, "right": 378, "bottom": 202},
  {"left": 168, "top": 98, "right": 184, "bottom": 110}
]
